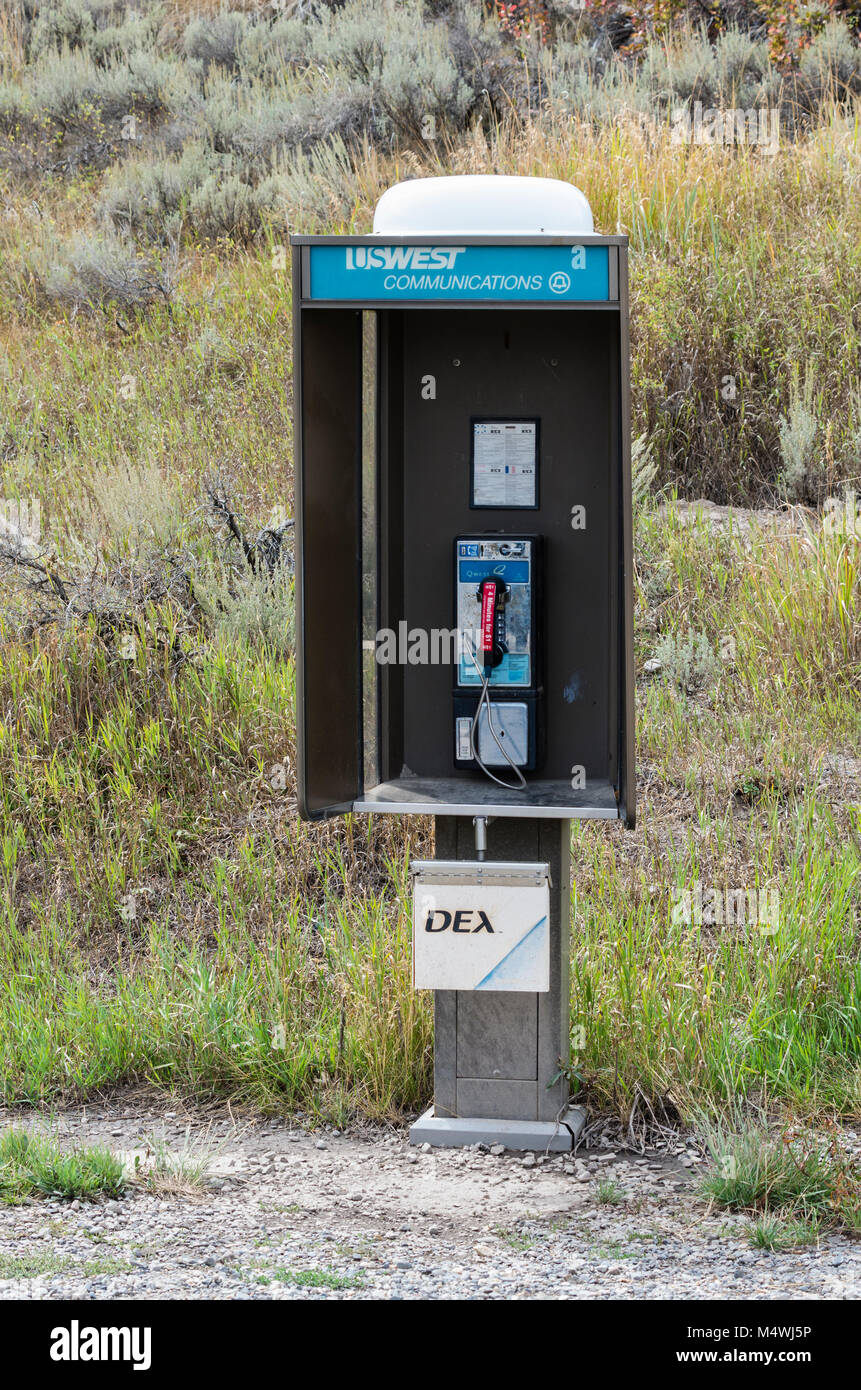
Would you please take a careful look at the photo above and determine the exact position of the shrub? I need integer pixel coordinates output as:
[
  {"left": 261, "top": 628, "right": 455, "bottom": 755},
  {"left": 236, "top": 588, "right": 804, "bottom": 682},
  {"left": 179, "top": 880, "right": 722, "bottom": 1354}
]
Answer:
[
  {"left": 778, "top": 371, "right": 819, "bottom": 501},
  {"left": 89, "top": 9, "right": 160, "bottom": 65},
  {"left": 183, "top": 10, "right": 250, "bottom": 72},
  {"left": 376, "top": 32, "right": 473, "bottom": 143},
  {"left": 99, "top": 143, "right": 218, "bottom": 238},
  {"left": 312, "top": 0, "right": 476, "bottom": 142},
  {"left": 82, "top": 460, "right": 186, "bottom": 556},
  {"left": 194, "top": 66, "right": 376, "bottom": 166},
  {"left": 101, "top": 123, "right": 371, "bottom": 246},
  {"left": 33, "top": 229, "right": 175, "bottom": 310},
  {"left": 187, "top": 171, "right": 272, "bottom": 243},
  {"left": 24, "top": 0, "right": 158, "bottom": 67},
  {"left": 714, "top": 25, "right": 770, "bottom": 108},
  {"left": 311, "top": 0, "right": 390, "bottom": 85},
  {"left": 28, "top": 45, "right": 101, "bottom": 124},
  {"left": 661, "top": 27, "right": 719, "bottom": 107},
  {"left": 447, "top": 2, "right": 513, "bottom": 120},
  {"left": 653, "top": 628, "right": 720, "bottom": 693},
  {"left": 29, "top": 0, "right": 95, "bottom": 60},
  {"left": 26, "top": 45, "right": 182, "bottom": 125},
  {"left": 632, "top": 25, "right": 782, "bottom": 117},
  {"left": 537, "top": 23, "right": 837, "bottom": 130},
  {"left": 300, "top": 81, "right": 378, "bottom": 148},
  {"left": 0, "top": 81, "right": 29, "bottom": 129},
  {"left": 201, "top": 85, "right": 301, "bottom": 163},
  {"left": 188, "top": 324, "right": 244, "bottom": 378},
  {"left": 799, "top": 18, "right": 861, "bottom": 97},
  {"left": 265, "top": 135, "right": 363, "bottom": 231},
  {"left": 194, "top": 558, "right": 294, "bottom": 658},
  {"left": 97, "top": 49, "right": 180, "bottom": 120},
  {"left": 630, "top": 431, "right": 658, "bottom": 507},
  {"left": 194, "top": 482, "right": 294, "bottom": 656},
  {"left": 237, "top": 13, "right": 315, "bottom": 80}
]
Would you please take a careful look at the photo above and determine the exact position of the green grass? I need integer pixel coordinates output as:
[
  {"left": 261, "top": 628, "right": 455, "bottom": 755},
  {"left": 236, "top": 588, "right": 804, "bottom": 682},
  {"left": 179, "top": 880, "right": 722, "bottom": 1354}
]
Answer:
[
  {"left": 702, "top": 1128, "right": 836, "bottom": 1212},
  {"left": 256, "top": 1266, "right": 366, "bottom": 1290},
  {"left": 492, "top": 1225, "right": 538, "bottom": 1252},
  {"left": 592, "top": 1242, "right": 637, "bottom": 1259},
  {"left": 0, "top": 1128, "right": 125, "bottom": 1203},
  {"left": 595, "top": 1177, "right": 625, "bottom": 1205},
  {"left": 0, "top": 508, "right": 856, "bottom": 1126},
  {"left": 0, "top": 613, "right": 431, "bottom": 1119},
  {"left": 0, "top": 1250, "right": 134, "bottom": 1279},
  {"left": 568, "top": 505, "right": 860, "bottom": 1122},
  {"left": 0, "top": 1252, "right": 73, "bottom": 1278},
  {"left": 749, "top": 1211, "right": 822, "bottom": 1252},
  {"left": 700, "top": 1122, "right": 861, "bottom": 1245}
]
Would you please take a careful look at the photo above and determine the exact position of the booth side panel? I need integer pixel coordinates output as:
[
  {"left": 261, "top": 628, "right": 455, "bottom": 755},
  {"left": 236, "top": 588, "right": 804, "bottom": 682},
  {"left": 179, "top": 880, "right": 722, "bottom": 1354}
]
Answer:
[
  {"left": 378, "top": 311, "right": 405, "bottom": 784},
  {"left": 618, "top": 250, "right": 636, "bottom": 829},
  {"left": 294, "top": 305, "right": 364, "bottom": 818},
  {"left": 606, "top": 300, "right": 621, "bottom": 806}
]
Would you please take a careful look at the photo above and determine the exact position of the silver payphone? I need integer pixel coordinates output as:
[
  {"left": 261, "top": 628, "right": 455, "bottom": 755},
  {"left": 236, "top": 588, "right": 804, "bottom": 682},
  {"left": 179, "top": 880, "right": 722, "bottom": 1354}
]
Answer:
[{"left": 453, "top": 534, "right": 542, "bottom": 781}]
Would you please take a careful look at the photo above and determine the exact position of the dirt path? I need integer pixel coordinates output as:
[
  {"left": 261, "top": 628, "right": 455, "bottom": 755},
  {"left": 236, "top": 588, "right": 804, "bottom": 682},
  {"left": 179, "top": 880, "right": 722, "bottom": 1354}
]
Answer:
[{"left": 1, "top": 1104, "right": 858, "bottom": 1300}]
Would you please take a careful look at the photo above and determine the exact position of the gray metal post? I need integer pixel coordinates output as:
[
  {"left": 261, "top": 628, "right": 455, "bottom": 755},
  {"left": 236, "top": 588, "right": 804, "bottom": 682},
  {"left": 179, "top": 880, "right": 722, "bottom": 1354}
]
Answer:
[{"left": 409, "top": 816, "right": 585, "bottom": 1151}]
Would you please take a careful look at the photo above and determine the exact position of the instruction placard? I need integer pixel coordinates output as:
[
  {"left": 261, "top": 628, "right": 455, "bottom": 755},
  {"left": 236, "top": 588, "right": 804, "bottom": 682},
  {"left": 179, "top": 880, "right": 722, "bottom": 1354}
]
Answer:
[{"left": 471, "top": 420, "right": 538, "bottom": 509}]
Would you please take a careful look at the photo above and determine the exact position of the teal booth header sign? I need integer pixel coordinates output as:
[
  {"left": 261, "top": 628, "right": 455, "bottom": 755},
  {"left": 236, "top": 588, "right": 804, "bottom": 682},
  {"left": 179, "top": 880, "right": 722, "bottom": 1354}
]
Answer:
[{"left": 307, "top": 243, "right": 610, "bottom": 302}]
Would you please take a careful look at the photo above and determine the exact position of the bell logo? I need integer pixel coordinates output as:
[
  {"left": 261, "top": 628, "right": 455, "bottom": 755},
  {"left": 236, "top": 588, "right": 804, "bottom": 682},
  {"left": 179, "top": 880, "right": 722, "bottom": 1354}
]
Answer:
[{"left": 424, "top": 909, "right": 494, "bottom": 934}]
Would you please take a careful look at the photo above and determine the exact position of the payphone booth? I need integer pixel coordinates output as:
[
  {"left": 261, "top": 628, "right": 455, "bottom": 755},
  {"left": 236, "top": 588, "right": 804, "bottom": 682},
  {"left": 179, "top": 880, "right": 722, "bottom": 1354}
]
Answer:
[{"left": 292, "top": 175, "right": 634, "bottom": 1150}]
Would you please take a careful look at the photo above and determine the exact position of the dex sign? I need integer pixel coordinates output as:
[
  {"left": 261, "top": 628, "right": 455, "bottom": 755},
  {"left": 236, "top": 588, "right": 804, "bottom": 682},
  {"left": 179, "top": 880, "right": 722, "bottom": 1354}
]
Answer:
[{"left": 412, "top": 864, "right": 550, "bottom": 992}]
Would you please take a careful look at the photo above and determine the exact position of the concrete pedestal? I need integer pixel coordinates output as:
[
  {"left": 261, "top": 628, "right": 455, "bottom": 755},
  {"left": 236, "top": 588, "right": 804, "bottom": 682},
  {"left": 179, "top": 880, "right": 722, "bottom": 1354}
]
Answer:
[
  {"left": 410, "top": 816, "right": 573, "bottom": 1151},
  {"left": 409, "top": 1105, "right": 585, "bottom": 1152}
]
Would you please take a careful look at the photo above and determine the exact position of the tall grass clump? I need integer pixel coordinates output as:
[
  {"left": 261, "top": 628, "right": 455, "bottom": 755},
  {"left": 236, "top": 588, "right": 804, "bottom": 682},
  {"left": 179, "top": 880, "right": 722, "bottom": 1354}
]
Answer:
[
  {"left": 700, "top": 1120, "right": 861, "bottom": 1246},
  {"left": 0, "top": 1128, "right": 125, "bottom": 1203}
]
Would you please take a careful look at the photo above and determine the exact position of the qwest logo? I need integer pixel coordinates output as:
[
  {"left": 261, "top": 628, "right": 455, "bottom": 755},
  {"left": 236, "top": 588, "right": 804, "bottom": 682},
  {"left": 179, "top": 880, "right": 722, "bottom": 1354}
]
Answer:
[
  {"left": 346, "top": 246, "right": 466, "bottom": 271},
  {"left": 424, "top": 909, "right": 494, "bottom": 933},
  {"left": 50, "top": 1321, "right": 151, "bottom": 1371}
]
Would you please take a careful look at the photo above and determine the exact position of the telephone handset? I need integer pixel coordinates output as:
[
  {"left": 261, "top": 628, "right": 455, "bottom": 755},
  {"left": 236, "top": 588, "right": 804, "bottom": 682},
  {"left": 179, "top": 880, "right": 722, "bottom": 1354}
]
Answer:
[
  {"left": 453, "top": 536, "right": 543, "bottom": 783},
  {"left": 478, "top": 576, "right": 509, "bottom": 672}
]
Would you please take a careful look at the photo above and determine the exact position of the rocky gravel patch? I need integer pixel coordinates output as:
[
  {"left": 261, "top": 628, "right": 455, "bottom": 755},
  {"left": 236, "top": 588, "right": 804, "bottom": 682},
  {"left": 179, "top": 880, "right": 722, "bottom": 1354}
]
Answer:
[{"left": 1, "top": 1105, "right": 858, "bottom": 1301}]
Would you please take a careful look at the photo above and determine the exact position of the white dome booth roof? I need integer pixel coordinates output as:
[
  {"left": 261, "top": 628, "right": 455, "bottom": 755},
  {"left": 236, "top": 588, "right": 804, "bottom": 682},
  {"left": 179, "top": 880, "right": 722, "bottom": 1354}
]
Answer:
[{"left": 373, "top": 174, "right": 594, "bottom": 237}]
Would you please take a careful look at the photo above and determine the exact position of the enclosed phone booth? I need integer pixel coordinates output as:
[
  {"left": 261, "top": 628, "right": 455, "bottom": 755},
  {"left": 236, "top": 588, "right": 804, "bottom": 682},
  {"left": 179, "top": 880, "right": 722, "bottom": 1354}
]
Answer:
[{"left": 292, "top": 177, "right": 635, "bottom": 1148}]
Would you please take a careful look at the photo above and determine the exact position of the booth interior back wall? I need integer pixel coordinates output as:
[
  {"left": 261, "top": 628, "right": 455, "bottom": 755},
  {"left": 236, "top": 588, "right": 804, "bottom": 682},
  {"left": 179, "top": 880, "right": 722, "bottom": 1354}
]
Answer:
[{"left": 379, "top": 308, "right": 619, "bottom": 789}]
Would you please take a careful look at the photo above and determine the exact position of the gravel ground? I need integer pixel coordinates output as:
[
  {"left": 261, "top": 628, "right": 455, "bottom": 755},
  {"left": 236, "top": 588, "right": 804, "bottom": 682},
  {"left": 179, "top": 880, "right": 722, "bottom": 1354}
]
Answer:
[{"left": 1, "top": 1104, "right": 859, "bottom": 1301}]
